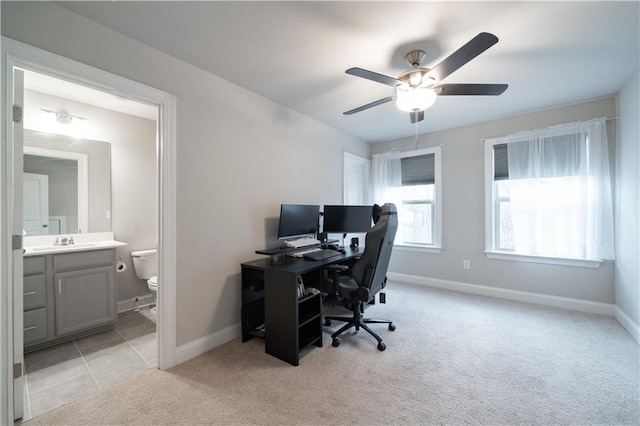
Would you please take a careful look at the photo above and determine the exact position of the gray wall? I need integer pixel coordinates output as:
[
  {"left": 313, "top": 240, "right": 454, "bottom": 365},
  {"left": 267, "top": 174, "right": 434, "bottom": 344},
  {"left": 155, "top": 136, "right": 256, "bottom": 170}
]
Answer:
[
  {"left": 1, "top": 1, "right": 369, "bottom": 347},
  {"left": 371, "top": 98, "right": 617, "bottom": 304},
  {"left": 22, "top": 90, "right": 157, "bottom": 304},
  {"left": 615, "top": 71, "right": 640, "bottom": 325}
]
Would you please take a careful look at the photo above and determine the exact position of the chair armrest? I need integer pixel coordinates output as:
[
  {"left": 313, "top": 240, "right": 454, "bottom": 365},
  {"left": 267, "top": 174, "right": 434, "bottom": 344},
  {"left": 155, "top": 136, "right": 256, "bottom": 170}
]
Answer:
[
  {"left": 326, "top": 264, "right": 349, "bottom": 272},
  {"left": 325, "top": 264, "right": 349, "bottom": 296}
]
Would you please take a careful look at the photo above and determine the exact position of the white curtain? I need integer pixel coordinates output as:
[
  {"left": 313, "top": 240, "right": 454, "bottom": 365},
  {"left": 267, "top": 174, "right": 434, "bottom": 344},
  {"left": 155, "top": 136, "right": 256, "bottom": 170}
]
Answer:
[
  {"left": 371, "top": 151, "right": 402, "bottom": 206},
  {"left": 506, "top": 118, "right": 614, "bottom": 260},
  {"left": 582, "top": 119, "right": 615, "bottom": 259}
]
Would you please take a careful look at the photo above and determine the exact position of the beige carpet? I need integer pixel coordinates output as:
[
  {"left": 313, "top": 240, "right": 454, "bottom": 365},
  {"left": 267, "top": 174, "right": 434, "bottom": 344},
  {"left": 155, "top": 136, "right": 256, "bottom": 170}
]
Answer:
[{"left": 23, "top": 281, "right": 639, "bottom": 425}]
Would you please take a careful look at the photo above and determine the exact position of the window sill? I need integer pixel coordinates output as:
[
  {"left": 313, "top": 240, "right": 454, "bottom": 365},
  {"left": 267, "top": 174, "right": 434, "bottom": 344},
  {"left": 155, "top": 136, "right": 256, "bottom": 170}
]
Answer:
[
  {"left": 484, "top": 251, "right": 604, "bottom": 269},
  {"left": 394, "top": 244, "right": 442, "bottom": 254}
]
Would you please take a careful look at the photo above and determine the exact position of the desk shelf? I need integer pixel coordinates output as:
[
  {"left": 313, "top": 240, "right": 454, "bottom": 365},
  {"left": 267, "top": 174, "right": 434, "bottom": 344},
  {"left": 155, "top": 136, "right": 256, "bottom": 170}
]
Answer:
[
  {"left": 298, "top": 293, "right": 321, "bottom": 327},
  {"left": 298, "top": 291, "right": 322, "bottom": 352},
  {"left": 241, "top": 267, "right": 266, "bottom": 342},
  {"left": 299, "top": 321, "right": 322, "bottom": 352}
]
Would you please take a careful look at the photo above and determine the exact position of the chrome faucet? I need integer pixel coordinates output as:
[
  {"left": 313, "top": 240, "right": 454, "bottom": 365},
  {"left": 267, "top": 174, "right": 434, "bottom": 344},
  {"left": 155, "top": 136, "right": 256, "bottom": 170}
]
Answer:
[{"left": 60, "top": 237, "right": 68, "bottom": 246}]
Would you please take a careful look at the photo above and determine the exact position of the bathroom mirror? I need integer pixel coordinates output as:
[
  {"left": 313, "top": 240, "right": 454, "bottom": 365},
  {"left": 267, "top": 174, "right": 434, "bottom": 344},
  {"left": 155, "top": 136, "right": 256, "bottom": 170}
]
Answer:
[{"left": 23, "top": 130, "right": 111, "bottom": 235}]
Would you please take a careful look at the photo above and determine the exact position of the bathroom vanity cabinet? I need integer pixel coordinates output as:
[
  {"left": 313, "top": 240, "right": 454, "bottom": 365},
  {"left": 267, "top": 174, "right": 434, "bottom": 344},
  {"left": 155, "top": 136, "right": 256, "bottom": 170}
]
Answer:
[{"left": 23, "top": 249, "right": 117, "bottom": 351}]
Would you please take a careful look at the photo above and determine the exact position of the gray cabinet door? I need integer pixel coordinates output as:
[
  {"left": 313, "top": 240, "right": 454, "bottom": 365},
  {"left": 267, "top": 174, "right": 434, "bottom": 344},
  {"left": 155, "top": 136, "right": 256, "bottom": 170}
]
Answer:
[{"left": 54, "top": 265, "right": 116, "bottom": 336}]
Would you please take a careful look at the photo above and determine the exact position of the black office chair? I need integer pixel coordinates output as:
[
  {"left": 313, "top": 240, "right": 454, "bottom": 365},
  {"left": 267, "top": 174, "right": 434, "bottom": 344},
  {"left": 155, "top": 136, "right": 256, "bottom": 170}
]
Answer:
[{"left": 323, "top": 203, "right": 398, "bottom": 351}]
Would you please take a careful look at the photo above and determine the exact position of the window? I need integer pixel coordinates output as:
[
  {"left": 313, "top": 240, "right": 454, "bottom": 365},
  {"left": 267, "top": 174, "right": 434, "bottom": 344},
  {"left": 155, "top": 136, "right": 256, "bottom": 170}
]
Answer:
[
  {"left": 484, "top": 118, "right": 614, "bottom": 265},
  {"left": 372, "top": 147, "right": 441, "bottom": 249}
]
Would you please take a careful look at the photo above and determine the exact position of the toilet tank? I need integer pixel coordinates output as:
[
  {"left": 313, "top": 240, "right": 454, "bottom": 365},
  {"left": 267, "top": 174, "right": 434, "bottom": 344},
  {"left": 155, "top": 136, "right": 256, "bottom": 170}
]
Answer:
[{"left": 131, "top": 249, "right": 157, "bottom": 280}]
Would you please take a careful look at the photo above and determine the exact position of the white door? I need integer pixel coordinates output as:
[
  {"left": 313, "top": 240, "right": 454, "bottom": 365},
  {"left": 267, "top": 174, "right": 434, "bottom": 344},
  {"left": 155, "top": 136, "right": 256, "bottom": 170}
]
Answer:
[
  {"left": 343, "top": 151, "right": 371, "bottom": 205},
  {"left": 343, "top": 152, "right": 371, "bottom": 244},
  {"left": 12, "top": 68, "right": 25, "bottom": 421},
  {"left": 23, "top": 173, "right": 49, "bottom": 236}
]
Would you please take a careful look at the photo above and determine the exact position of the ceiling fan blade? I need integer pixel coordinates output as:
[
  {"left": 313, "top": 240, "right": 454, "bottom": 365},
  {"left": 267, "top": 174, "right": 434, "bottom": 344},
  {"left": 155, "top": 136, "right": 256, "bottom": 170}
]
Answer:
[
  {"left": 346, "top": 67, "right": 401, "bottom": 87},
  {"left": 434, "top": 83, "right": 508, "bottom": 96},
  {"left": 409, "top": 111, "right": 424, "bottom": 124},
  {"left": 427, "top": 32, "right": 499, "bottom": 82},
  {"left": 343, "top": 96, "right": 394, "bottom": 115}
]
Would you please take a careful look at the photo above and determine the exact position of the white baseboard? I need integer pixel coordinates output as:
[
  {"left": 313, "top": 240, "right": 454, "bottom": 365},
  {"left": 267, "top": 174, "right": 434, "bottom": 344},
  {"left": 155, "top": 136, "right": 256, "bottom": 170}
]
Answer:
[
  {"left": 117, "top": 293, "right": 155, "bottom": 313},
  {"left": 176, "top": 322, "right": 241, "bottom": 365},
  {"left": 388, "top": 272, "right": 616, "bottom": 316},
  {"left": 615, "top": 306, "right": 640, "bottom": 344}
]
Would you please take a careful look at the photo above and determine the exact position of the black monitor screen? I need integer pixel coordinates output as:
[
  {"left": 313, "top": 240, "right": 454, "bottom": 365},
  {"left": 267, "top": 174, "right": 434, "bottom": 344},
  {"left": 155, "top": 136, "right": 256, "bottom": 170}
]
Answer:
[
  {"left": 277, "top": 204, "right": 320, "bottom": 239},
  {"left": 323, "top": 205, "right": 373, "bottom": 234}
]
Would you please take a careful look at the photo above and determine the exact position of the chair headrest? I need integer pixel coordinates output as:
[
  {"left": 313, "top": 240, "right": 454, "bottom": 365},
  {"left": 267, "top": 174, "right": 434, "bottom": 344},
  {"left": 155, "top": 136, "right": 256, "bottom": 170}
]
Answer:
[{"left": 379, "top": 203, "right": 397, "bottom": 216}]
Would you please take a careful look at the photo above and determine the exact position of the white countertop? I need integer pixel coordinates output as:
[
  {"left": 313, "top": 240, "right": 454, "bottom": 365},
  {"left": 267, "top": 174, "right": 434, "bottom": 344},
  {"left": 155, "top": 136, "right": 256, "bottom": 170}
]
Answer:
[
  {"left": 24, "top": 240, "right": 127, "bottom": 256},
  {"left": 23, "top": 232, "right": 128, "bottom": 256}
]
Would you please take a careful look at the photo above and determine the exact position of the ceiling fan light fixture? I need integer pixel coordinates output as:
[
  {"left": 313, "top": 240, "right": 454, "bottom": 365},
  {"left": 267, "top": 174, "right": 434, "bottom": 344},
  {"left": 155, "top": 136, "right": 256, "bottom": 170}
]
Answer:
[{"left": 395, "top": 85, "right": 437, "bottom": 112}]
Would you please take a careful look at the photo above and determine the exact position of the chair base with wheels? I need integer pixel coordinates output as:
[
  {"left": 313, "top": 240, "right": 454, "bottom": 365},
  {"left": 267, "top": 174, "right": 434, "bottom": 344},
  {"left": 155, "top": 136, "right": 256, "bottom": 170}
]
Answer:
[{"left": 324, "top": 298, "right": 395, "bottom": 351}]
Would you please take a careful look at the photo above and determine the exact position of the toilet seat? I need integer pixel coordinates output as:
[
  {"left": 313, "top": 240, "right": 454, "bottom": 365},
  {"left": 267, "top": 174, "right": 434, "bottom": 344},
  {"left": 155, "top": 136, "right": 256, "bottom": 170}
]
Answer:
[{"left": 148, "top": 275, "right": 158, "bottom": 291}]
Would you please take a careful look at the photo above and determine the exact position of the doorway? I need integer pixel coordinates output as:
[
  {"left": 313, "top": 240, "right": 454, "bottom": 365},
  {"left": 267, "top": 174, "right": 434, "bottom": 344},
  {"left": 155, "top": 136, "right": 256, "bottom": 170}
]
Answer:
[
  {"left": 23, "top": 69, "right": 157, "bottom": 420},
  {"left": 1, "top": 37, "right": 177, "bottom": 423}
]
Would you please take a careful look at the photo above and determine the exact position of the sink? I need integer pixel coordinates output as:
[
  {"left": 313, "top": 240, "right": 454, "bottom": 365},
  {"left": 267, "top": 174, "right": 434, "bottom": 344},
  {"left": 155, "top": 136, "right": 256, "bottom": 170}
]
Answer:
[
  {"left": 30, "top": 246, "right": 59, "bottom": 252},
  {"left": 68, "top": 242, "right": 98, "bottom": 248},
  {"left": 30, "top": 242, "right": 97, "bottom": 251}
]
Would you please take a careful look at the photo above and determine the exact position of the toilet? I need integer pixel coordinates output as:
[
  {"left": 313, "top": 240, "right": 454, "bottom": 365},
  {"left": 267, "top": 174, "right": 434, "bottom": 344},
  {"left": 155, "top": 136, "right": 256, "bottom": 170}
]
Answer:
[{"left": 131, "top": 249, "right": 158, "bottom": 304}]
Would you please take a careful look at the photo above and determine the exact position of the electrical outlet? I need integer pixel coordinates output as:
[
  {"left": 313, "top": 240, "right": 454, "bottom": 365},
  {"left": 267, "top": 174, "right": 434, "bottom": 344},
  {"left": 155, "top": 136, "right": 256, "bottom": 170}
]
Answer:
[{"left": 463, "top": 259, "right": 471, "bottom": 270}]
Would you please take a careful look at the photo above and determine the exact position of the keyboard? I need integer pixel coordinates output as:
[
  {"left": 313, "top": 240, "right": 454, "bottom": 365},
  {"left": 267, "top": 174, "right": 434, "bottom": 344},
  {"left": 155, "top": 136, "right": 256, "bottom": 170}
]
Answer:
[
  {"left": 287, "top": 247, "right": 321, "bottom": 258},
  {"left": 285, "top": 237, "right": 321, "bottom": 248},
  {"left": 303, "top": 249, "right": 342, "bottom": 261}
]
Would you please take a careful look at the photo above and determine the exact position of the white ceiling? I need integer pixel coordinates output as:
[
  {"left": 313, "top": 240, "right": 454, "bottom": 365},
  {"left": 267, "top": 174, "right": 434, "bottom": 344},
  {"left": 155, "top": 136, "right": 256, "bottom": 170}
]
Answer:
[{"left": 50, "top": 1, "right": 638, "bottom": 143}]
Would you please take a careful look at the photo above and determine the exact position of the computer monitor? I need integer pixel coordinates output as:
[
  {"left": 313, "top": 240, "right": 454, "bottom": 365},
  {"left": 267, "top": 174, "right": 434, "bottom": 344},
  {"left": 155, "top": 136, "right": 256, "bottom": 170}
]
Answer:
[
  {"left": 277, "top": 204, "right": 320, "bottom": 240},
  {"left": 322, "top": 205, "right": 373, "bottom": 234}
]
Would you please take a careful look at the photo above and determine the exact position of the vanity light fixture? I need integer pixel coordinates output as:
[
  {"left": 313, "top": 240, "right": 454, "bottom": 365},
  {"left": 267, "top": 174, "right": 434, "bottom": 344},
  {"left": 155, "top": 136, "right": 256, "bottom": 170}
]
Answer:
[{"left": 41, "top": 109, "right": 88, "bottom": 125}]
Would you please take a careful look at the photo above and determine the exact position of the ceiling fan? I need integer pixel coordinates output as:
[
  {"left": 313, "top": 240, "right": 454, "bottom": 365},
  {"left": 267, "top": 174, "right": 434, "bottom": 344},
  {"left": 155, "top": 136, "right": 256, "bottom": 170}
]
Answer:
[{"left": 344, "top": 32, "right": 508, "bottom": 123}]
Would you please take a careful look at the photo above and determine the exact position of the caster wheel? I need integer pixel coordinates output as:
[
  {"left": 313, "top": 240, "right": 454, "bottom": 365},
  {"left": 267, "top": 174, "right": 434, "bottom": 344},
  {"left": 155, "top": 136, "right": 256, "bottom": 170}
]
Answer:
[
  {"left": 389, "top": 323, "right": 396, "bottom": 331},
  {"left": 377, "top": 342, "right": 386, "bottom": 351},
  {"left": 324, "top": 319, "right": 332, "bottom": 326},
  {"left": 332, "top": 338, "right": 340, "bottom": 347}
]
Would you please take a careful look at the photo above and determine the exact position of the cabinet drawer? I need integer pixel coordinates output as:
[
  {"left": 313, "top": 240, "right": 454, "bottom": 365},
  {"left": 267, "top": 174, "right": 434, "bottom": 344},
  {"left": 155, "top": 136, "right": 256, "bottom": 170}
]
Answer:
[
  {"left": 24, "top": 308, "right": 47, "bottom": 345},
  {"left": 54, "top": 249, "right": 114, "bottom": 271},
  {"left": 23, "top": 274, "right": 46, "bottom": 310},
  {"left": 24, "top": 256, "right": 45, "bottom": 275}
]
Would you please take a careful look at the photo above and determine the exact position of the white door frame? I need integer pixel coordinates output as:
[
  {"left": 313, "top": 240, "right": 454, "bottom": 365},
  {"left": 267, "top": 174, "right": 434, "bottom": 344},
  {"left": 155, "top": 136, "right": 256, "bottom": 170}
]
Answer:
[{"left": 1, "top": 37, "right": 178, "bottom": 423}]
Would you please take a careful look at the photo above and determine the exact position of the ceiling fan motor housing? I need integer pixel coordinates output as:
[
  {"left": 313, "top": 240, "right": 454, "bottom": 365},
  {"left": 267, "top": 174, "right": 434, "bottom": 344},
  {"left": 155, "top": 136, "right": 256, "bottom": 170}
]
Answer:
[
  {"left": 405, "top": 50, "right": 426, "bottom": 67},
  {"left": 398, "top": 68, "right": 435, "bottom": 88}
]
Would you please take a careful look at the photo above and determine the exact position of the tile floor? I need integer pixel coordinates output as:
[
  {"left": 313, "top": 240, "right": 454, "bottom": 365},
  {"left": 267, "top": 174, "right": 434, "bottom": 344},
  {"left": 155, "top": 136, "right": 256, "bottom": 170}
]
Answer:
[{"left": 20, "top": 307, "right": 157, "bottom": 422}]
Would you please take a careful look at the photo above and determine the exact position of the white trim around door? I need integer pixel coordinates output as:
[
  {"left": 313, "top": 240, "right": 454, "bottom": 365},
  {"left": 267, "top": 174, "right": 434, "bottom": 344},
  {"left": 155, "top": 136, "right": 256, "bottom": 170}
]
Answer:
[{"left": 0, "top": 36, "right": 177, "bottom": 423}]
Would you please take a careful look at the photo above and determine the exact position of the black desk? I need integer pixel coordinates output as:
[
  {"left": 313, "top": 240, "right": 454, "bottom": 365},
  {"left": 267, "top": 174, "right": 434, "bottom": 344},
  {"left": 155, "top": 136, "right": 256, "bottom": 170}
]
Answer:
[{"left": 240, "top": 246, "right": 363, "bottom": 366}]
